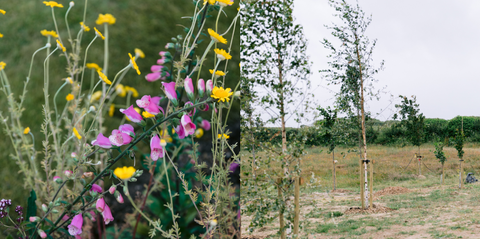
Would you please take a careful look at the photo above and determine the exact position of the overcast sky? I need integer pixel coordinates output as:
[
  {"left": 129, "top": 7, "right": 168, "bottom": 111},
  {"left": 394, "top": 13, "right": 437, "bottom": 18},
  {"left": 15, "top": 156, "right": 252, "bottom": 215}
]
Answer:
[{"left": 290, "top": 0, "right": 480, "bottom": 126}]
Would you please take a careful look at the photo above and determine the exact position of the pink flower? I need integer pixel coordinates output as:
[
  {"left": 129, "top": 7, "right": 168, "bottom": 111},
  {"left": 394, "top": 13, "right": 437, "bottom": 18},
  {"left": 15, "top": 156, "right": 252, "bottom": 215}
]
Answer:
[
  {"left": 91, "top": 184, "right": 102, "bottom": 193},
  {"left": 102, "top": 204, "right": 114, "bottom": 225},
  {"left": 119, "top": 124, "right": 135, "bottom": 137},
  {"left": 92, "top": 133, "right": 112, "bottom": 149},
  {"left": 184, "top": 101, "right": 196, "bottom": 117},
  {"left": 151, "top": 96, "right": 162, "bottom": 105},
  {"left": 68, "top": 213, "right": 83, "bottom": 236},
  {"left": 136, "top": 95, "right": 163, "bottom": 115},
  {"left": 38, "top": 229, "right": 47, "bottom": 238},
  {"left": 96, "top": 198, "right": 105, "bottom": 213},
  {"left": 206, "top": 79, "right": 213, "bottom": 95},
  {"left": 175, "top": 124, "right": 186, "bottom": 139},
  {"left": 201, "top": 103, "right": 209, "bottom": 112},
  {"left": 120, "top": 105, "right": 143, "bottom": 123},
  {"left": 198, "top": 79, "right": 205, "bottom": 97},
  {"left": 159, "top": 51, "right": 169, "bottom": 57},
  {"left": 108, "top": 185, "right": 116, "bottom": 194},
  {"left": 29, "top": 216, "right": 40, "bottom": 222},
  {"left": 62, "top": 215, "right": 70, "bottom": 221},
  {"left": 181, "top": 115, "right": 196, "bottom": 136},
  {"left": 150, "top": 135, "right": 164, "bottom": 161},
  {"left": 109, "top": 129, "right": 132, "bottom": 146},
  {"left": 184, "top": 77, "right": 195, "bottom": 101},
  {"left": 162, "top": 82, "right": 178, "bottom": 106},
  {"left": 115, "top": 191, "right": 124, "bottom": 203},
  {"left": 157, "top": 58, "right": 166, "bottom": 65},
  {"left": 151, "top": 65, "right": 164, "bottom": 72},
  {"left": 200, "top": 120, "right": 211, "bottom": 131},
  {"left": 64, "top": 170, "right": 73, "bottom": 177},
  {"left": 145, "top": 72, "right": 162, "bottom": 82},
  {"left": 89, "top": 211, "right": 96, "bottom": 222},
  {"left": 53, "top": 176, "right": 62, "bottom": 184}
]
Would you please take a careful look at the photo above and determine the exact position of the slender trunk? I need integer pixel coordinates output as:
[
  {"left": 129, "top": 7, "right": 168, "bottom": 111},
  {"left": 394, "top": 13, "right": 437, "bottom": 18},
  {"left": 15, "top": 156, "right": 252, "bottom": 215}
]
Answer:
[
  {"left": 442, "top": 163, "right": 444, "bottom": 185},
  {"left": 294, "top": 177, "right": 300, "bottom": 235},
  {"left": 333, "top": 149, "right": 336, "bottom": 191},
  {"left": 358, "top": 112, "right": 364, "bottom": 209},
  {"left": 277, "top": 178, "right": 286, "bottom": 239},
  {"left": 418, "top": 146, "right": 421, "bottom": 176}
]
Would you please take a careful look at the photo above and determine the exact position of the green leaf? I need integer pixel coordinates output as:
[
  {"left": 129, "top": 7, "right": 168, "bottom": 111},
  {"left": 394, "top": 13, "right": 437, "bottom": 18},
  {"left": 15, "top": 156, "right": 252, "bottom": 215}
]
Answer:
[{"left": 26, "top": 190, "right": 37, "bottom": 218}]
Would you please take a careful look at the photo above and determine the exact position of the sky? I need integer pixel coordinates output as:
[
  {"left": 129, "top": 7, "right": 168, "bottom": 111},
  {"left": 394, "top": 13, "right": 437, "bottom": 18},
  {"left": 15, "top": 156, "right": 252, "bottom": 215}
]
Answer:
[{"left": 289, "top": 0, "right": 480, "bottom": 127}]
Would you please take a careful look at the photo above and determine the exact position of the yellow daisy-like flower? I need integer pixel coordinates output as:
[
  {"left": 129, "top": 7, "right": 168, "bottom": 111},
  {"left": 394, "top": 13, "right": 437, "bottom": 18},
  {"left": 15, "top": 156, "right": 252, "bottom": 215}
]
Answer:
[
  {"left": 214, "top": 48, "right": 232, "bottom": 61},
  {"left": 217, "top": 0, "right": 234, "bottom": 7},
  {"left": 113, "top": 166, "right": 136, "bottom": 180},
  {"left": 203, "top": 0, "right": 215, "bottom": 5},
  {"left": 207, "top": 28, "right": 227, "bottom": 44},
  {"left": 142, "top": 111, "right": 155, "bottom": 118},
  {"left": 23, "top": 127, "right": 30, "bottom": 135},
  {"left": 0, "top": 61, "right": 6, "bottom": 71},
  {"left": 66, "top": 93, "right": 74, "bottom": 101},
  {"left": 56, "top": 39, "right": 66, "bottom": 52},
  {"left": 195, "top": 128, "right": 204, "bottom": 138},
  {"left": 40, "top": 30, "right": 58, "bottom": 38},
  {"left": 109, "top": 104, "right": 115, "bottom": 117},
  {"left": 97, "top": 70, "right": 111, "bottom": 85},
  {"left": 218, "top": 133, "right": 230, "bottom": 139},
  {"left": 209, "top": 69, "right": 226, "bottom": 77},
  {"left": 0, "top": 33, "right": 3, "bottom": 38},
  {"left": 115, "top": 84, "right": 126, "bottom": 97},
  {"left": 134, "top": 48, "right": 145, "bottom": 58},
  {"left": 125, "top": 86, "right": 139, "bottom": 98},
  {"left": 0, "top": 9, "right": 5, "bottom": 15},
  {"left": 94, "top": 27, "right": 105, "bottom": 40},
  {"left": 211, "top": 86, "right": 233, "bottom": 102},
  {"left": 96, "top": 13, "right": 116, "bottom": 25},
  {"left": 73, "top": 127, "right": 82, "bottom": 140},
  {"left": 86, "top": 63, "right": 102, "bottom": 71},
  {"left": 126, "top": 107, "right": 141, "bottom": 121},
  {"left": 128, "top": 53, "right": 141, "bottom": 75},
  {"left": 90, "top": 91, "right": 102, "bottom": 102},
  {"left": 80, "top": 22, "right": 90, "bottom": 32},
  {"left": 43, "top": 1, "right": 63, "bottom": 8}
]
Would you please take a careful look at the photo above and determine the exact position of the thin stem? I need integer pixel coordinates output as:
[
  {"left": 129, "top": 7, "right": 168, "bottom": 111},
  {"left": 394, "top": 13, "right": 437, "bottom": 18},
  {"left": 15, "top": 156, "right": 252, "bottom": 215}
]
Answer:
[
  {"left": 53, "top": 81, "right": 69, "bottom": 122},
  {"left": 65, "top": 4, "right": 73, "bottom": 47}
]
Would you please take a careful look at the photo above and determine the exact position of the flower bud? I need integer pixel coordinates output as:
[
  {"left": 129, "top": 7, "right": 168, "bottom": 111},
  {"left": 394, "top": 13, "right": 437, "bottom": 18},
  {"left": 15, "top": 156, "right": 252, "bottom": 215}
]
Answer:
[
  {"left": 165, "top": 43, "right": 175, "bottom": 49},
  {"left": 114, "top": 191, "right": 124, "bottom": 204},
  {"left": 108, "top": 185, "right": 116, "bottom": 195},
  {"left": 29, "top": 216, "right": 40, "bottom": 223},
  {"left": 53, "top": 176, "right": 63, "bottom": 184},
  {"left": 64, "top": 170, "right": 73, "bottom": 178},
  {"left": 206, "top": 80, "right": 213, "bottom": 96},
  {"left": 197, "top": 79, "right": 205, "bottom": 98},
  {"left": 71, "top": 152, "right": 77, "bottom": 158},
  {"left": 89, "top": 106, "right": 96, "bottom": 112},
  {"left": 234, "top": 91, "right": 241, "bottom": 98},
  {"left": 38, "top": 229, "right": 47, "bottom": 239},
  {"left": 41, "top": 204, "right": 48, "bottom": 212},
  {"left": 69, "top": 1, "right": 74, "bottom": 7}
]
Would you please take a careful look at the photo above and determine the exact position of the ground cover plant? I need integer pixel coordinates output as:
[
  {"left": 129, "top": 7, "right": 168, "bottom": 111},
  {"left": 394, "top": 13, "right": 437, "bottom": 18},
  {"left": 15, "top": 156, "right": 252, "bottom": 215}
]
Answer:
[{"left": 0, "top": 0, "right": 240, "bottom": 238}]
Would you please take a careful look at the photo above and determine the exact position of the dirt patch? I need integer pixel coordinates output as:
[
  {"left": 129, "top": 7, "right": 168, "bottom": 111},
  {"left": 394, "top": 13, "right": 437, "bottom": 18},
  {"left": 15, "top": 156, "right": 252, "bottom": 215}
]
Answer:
[
  {"left": 344, "top": 204, "right": 394, "bottom": 215},
  {"left": 331, "top": 189, "right": 352, "bottom": 194},
  {"left": 374, "top": 186, "right": 410, "bottom": 197}
]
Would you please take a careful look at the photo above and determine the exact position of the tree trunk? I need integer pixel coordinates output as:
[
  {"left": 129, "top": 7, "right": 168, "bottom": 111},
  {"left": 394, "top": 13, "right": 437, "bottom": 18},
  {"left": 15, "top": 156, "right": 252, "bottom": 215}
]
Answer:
[
  {"left": 358, "top": 112, "right": 364, "bottom": 209},
  {"left": 442, "top": 163, "right": 444, "bottom": 185},
  {"left": 460, "top": 159, "right": 463, "bottom": 189},
  {"left": 333, "top": 149, "right": 336, "bottom": 191}
]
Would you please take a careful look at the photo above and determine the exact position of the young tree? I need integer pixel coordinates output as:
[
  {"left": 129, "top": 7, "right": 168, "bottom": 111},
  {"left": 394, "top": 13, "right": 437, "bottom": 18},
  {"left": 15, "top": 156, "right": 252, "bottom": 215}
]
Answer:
[
  {"left": 454, "top": 122, "right": 465, "bottom": 188},
  {"left": 434, "top": 139, "right": 447, "bottom": 185},
  {"left": 318, "top": 106, "right": 339, "bottom": 190},
  {"left": 322, "top": 0, "right": 384, "bottom": 209}
]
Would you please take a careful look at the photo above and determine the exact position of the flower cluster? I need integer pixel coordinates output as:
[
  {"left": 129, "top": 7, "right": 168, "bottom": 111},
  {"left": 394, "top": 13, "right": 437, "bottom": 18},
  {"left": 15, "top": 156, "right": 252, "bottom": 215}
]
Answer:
[
  {"left": 145, "top": 51, "right": 172, "bottom": 82},
  {"left": 92, "top": 124, "right": 135, "bottom": 148}
]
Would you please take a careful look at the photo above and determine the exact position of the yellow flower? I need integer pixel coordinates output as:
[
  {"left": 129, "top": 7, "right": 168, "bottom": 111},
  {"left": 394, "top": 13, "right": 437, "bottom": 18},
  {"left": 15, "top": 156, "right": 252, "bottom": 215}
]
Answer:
[
  {"left": 126, "top": 107, "right": 141, "bottom": 121},
  {"left": 0, "top": 61, "right": 5, "bottom": 71},
  {"left": 109, "top": 104, "right": 115, "bottom": 117},
  {"left": 208, "top": 28, "right": 227, "bottom": 44},
  {"left": 128, "top": 53, "right": 141, "bottom": 75},
  {"left": 73, "top": 127, "right": 82, "bottom": 140},
  {"left": 166, "top": 136, "right": 173, "bottom": 143},
  {"left": 0, "top": 9, "right": 5, "bottom": 15},
  {"left": 209, "top": 69, "right": 226, "bottom": 77},
  {"left": 195, "top": 128, "right": 204, "bottom": 138},
  {"left": 217, "top": 0, "right": 234, "bottom": 7},
  {"left": 56, "top": 39, "right": 66, "bottom": 52},
  {"left": 94, "top": 27, "right": 105, "bottom": 40},
  {"left": 218, "top": 133, "right": 230, "bottom": 139},
  {"left": 90, "top": 91, "right": 102, "bottom": 102},
  {"left": 142, "top": 111, "right": 155, "bottom": 118},
  {"left": 203, "top": 0, "right": 215, "bottom": 5},
  {"left": 43, "top": 1, "right": 63, "bottom": 8},
  {"left": 66, "top": 93, "right": 74, "bottom": 101},
  {"left": 65, "top": 77, "right": 73, "bottom": 84},
  {"left": 135, "top": 48, "right": 145, "bottom": 58},
  {"left": 23, "top": 127, "right": 30, "bottom": 135},
  {"left": 0, "top": 33, "right": 3, "bottom": 38},
  {"left": 97, "top": 70, "right": 111, "bottom": 85},
  {"left": 96, "top": 13, "right": 116, "bottom": 25},
  {"left": 211, "top": 86, "right": 233, "bottom": 102},
  {"left": 113, "top": 166, "right": 136, "bottom": 180},
  {"left": 86, "top": 63, "right": 102, "bottom": 71},
  {"left": 214, "top": 48, "right": 232, "bottom": 61},
  {"left": 40, "top": 30, "right": 58, "bottom": 38},
  {"left": 80, "top": 22, "right": 90, "bottom": 32},
  {"left": 115, "top": 84, "right": 126, "bottom": 97},
  {"left": 125, "top": 86, "right": 139, "bottom": 98}
]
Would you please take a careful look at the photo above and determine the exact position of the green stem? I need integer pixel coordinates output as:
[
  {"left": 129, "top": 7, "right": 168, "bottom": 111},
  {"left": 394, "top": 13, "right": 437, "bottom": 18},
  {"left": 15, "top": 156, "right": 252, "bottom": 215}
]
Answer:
[
  {"left": 188, "top": 40, "right": 215, "bottom": 79},
  {"left": 65, "top": 4, "right": 73, "bottom": 46},
  {"left": 53, "top": 81, "right": 69, "bottom": 122}
]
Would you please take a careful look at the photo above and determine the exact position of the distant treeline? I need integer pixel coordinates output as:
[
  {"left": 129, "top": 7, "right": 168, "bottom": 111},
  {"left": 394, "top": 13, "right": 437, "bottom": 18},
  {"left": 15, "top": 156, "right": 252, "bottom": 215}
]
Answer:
[{"left": 250, "top": 116, "right": 480, "bottom": 147}]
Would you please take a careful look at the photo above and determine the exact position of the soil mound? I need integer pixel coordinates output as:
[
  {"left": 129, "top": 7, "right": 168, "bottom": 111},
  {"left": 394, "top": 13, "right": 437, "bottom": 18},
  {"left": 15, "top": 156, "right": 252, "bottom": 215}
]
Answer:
[
  {"left": 344, "top": 204, "right": 394, "bottom": 215},
  {"left": 374, "top": 186, "right": 410, "bottom": 198}
]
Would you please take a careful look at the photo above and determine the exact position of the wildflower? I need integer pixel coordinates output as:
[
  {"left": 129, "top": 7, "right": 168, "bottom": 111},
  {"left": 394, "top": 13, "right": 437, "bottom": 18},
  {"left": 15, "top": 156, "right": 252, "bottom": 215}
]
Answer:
[
  {"left": 162, "top": 82, "right": 178, "bottom": 106},
  {"left": 64, "top": 170, "right": 73, "bottom": 177},
  {"left": 135, "top": 48, "right": 145, "bottom": 58},
  {"left": 43, "top": 1, "right": 63, "bottom": 8},
  {"left": 211, "top": 86, "right": 233, "bottom": 102},
  {"left": 97, "top": 70, "right": 111, "bottom": 85},
  {"left": 80, "top": 22, "right": 90, "bottom": 32},
  {"left": 208, "top": 28, "right": 227, "bottom": 44},
  {"left": 23, "top": 127, "right": 30, "bottom": 134},
  {"left": 234, "top": 91, "right": 241, "bottom": 97},
  {"left": 157, "top": 58, "right": 171, "bottom": 65},
  {"left": 38, "top": 229, "right": 47, "bottom": 239},
  {"left": 200, "top": 120, "right": 211, "bottom": 131},
  {"left": 91, "top": 133, "right": 112, "bottom": 149},
  {"left": 91, "top": 183, "right": 102, "bottom": 193},
  {"left": 65, "top": 77, "right": 73, "bottom": 84},
  {"left": 53, "top": 176, "right": 62, "bottom": 184},
  {"left": 66, "top": 93, "right": 74, "bottom": 101},
  {"left": 86, "top": 63, "right": 102, "bottom": 71},
  {"left": 113, "top": 166, "right": 136, "bottom": 180},
  {"left": 108, "top": 185, "right": 116, "bottom": 194},
  {"left": 29, "top": 216, "right": 40, "bottom": 222},
  {"left": 198, "top": 79, "right": 205, "bottom": 97},
  {"left": 87, "top": 211, "right": 96, "bottom": 222},
  {"left": 151, "top": 65, "right": 164, "bottom": 73},
  {"left": 109, "top": 129, "right": 132, "bottom": 146},
  {"left": 195, "top": 128, "right": 204, "bottom": 138},
  {"left": 218, "top": 133, "right": 230, "bottom": 139},
  {"left": 203, "top": 0, "right": 215, "bottom": 5},
  {"left": 40, "top": 30, "right": 58, "bottom": 38},
  {"left": 209, "top": 69, "right": 226, "bottom": 77},
  {"left": 145, "top": 72, "right": 162, "bottom": 82},
  {"left": 119, "top": 124, "right": 135, "bottom": 137},
  {"left": 128, "top": 53, "right": 141, "bottom": 75},
  {"left": 0, "top": 9, "right": 5, "bottom": 15},
  {"left": 96, "top": 198, "right": 105, "bottom": 212},
  {"left": 217, "top": 0, "right": 234, "bottom": 7},
  {"left": 142, "top": 111, "right": 155, "bottom": 118},
  {"left": 56, "top": 39, "right": 66, "bottom": 52},
  {"left": 0, "top": 33, "right": 3, "bottom": 38},
  {"left": 150, "top": 135, "right": 164, "bottom": 161},
  {"left": 214, "top": 48, "right": 232, "bottom": 61},
  {"left": 83, "top": 172, "right": 93, "bottom": 178},
  {"left": 114, "top": 191, "right": 124, "bottom": 203},
  {"left": 115, "top": 84, "right": 126, "bottom": 97},
  {"left": 94, "top": 27, "right": 105, "bottom": 40},
  {"left": 184, "top": 78, "right": 195, "bottom": 101},
  {"left": 125, "top": 86, "right": 139, "bottom": 97},
  {"left": 181, "top": 115, "right": 196, "bottom": 136},
  {"left": 90, "top": 91, "right": 102, "bottom": 102},
  {"left": 229, "top": 162, "right": 239, "bottom": 172},
  {"left": 210, "top": 219, "right": 218, "bottom": 227},
  {"left": 175, "top": 124, "right": 186, "bottom": 139},
  {"left": 120, "top": 105, "right": 143, "bottom": 123},
  {"left": 102, "top": 204, "right": 114, "bottom": 224},
  {"left": 73, "top": 127, "right": 82, "bottom": 140},
  {"left": 109, "top": 104, "right": 115, "bottom": 117},
  {"left": 0, "top": 61, "right": 5, "bottom": 71},
  {"left": 165, "top": 43, "right": 175, "bottom": 49},
  {"left": 68, "top": 213, "right": 83, "bottom": 236},
  {"left": 96, "top": 13, "right": 116, "bottom": 25},
  {"left": 205, "top": 80, "right": 213, "bottom": 95}
]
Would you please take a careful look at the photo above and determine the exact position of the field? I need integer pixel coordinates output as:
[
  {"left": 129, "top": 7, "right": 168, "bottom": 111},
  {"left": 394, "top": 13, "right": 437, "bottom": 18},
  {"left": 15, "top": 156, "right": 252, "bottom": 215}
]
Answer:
[{"left": 241, "top": 144, "right": 480, "bottom": 238}]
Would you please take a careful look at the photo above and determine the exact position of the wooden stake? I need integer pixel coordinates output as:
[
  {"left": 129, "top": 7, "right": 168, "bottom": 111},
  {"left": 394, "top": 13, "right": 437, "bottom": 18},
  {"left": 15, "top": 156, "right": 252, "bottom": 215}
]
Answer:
[
  {"left": 369, "top": 159, "right": 373, "bottom": 208},
  {"left": 460, "top": 159, "right": 464, "bottom": 189},
  {"left": 333, "top": 149, "right": 336, "bottom": 191},
  {"left": 294, "top": 176, "right": 300, "bottom": 235}
]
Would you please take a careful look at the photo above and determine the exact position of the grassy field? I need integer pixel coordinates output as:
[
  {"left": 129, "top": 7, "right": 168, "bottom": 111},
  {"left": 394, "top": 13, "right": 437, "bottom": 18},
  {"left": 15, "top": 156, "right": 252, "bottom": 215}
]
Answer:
[{"left": 241, "top": 144, "right": 480, "bottom": 238}]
